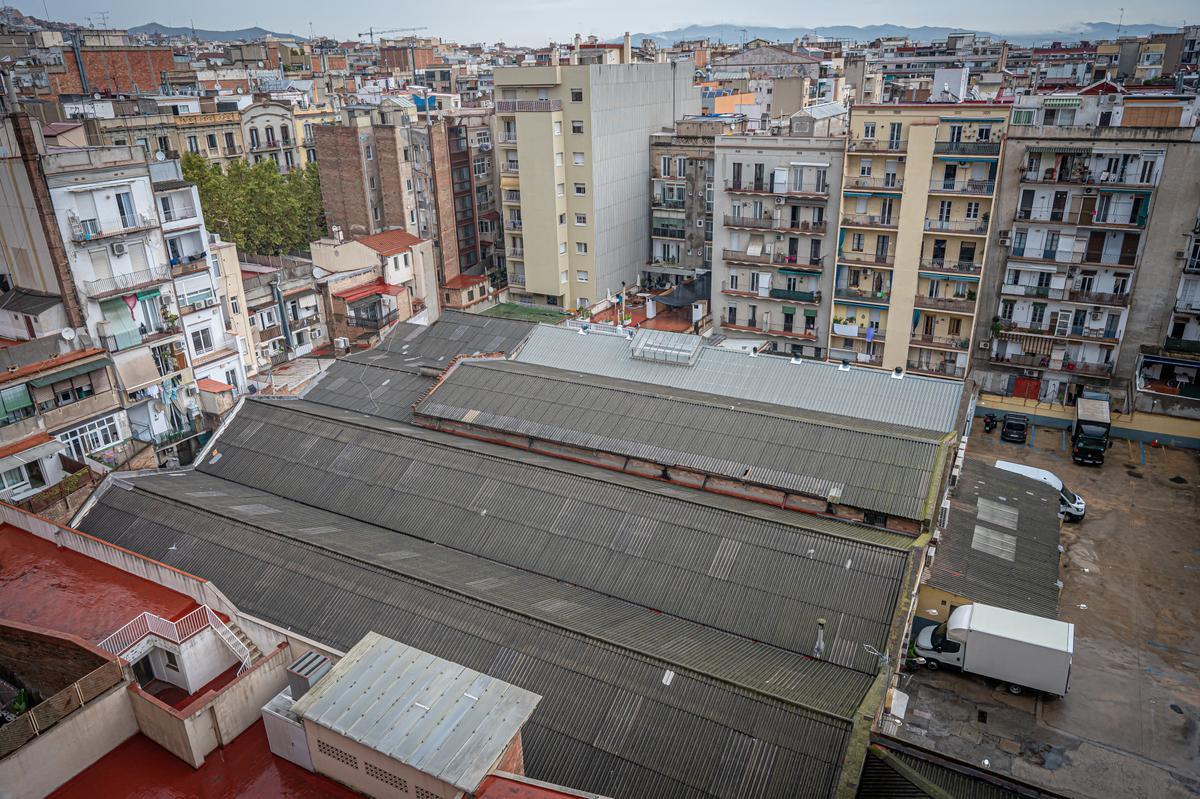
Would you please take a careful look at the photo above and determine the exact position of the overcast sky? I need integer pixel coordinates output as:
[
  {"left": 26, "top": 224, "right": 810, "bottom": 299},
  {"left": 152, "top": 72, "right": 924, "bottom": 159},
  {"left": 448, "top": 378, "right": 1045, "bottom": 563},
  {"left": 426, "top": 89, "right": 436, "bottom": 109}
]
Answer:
[{"left": 20, "top": 0, "right": 1193, "bottom": 45}]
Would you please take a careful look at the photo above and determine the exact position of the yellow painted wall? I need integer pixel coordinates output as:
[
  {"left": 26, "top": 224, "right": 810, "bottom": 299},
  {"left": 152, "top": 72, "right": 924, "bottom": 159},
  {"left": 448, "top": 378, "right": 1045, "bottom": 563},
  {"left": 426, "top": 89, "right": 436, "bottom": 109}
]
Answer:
[{"left": 883, "top": 123, "right": 935, "bottom": 368}]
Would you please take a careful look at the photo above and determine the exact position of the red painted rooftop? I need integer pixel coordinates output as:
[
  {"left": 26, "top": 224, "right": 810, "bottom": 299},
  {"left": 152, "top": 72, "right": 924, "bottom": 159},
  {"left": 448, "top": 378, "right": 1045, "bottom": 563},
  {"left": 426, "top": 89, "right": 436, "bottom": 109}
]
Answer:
[
  {"left": 0, "top": 523, "right": 198, "bottom": 644},
  {"left": 50, "top": 719, "right": 361, "bottom": 799},
  {"left": 357, "top": 228, "right": 423, "bottom": 256}
]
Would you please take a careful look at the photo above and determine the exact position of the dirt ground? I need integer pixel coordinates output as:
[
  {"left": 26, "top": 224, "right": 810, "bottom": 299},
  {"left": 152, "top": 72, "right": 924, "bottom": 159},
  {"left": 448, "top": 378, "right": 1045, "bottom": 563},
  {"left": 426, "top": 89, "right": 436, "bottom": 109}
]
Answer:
[{"left": 895, "top": 423, "right": 1200, "bottom": 798}]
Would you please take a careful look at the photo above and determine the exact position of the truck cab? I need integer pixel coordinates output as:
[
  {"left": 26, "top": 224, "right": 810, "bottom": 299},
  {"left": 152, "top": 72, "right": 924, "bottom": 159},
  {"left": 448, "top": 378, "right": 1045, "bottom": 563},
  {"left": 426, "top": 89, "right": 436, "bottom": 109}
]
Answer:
[
  {"left": 914, "top": 621, "right": 963, "bottom": 669},
  {"left": 1072, "top": 391, "right": 1111, "bottom": 466}
]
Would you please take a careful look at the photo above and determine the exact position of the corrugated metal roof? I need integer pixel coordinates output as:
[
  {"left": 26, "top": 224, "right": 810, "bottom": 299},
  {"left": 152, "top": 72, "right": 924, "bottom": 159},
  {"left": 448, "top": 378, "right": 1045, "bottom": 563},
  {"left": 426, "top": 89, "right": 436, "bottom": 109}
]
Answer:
[
  {"left": 303, "top": 361, "right": 432, "bottom": 424},
  {"left": 416, "top": 360, "right": 949, "bottom": 521},
  {"left": 514, "top": 325, "right": 963, "bottom": 432},
  {"left": 857, "top": 743, "right": 1039, "bottom": 799},
  {"left": 927, "top": 460, "right": 1062, "bottom": 618},
  {"left": 293, "top": 631, "right": 540, "bottom": 793},
  {"left": 344, "top": 309, "right": 536, "bottom": 373}
]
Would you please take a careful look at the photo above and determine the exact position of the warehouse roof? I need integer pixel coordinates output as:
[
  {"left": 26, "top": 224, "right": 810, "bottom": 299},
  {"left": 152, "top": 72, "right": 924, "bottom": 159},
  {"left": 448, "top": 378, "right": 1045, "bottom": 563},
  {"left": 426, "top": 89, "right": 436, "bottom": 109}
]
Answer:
[
  {"left": 925, "top": 459, "right": 1062, "bottom": 618},
  {"left": 76, "top": 397, "right": 917, "bottom": 798},
  {"left": 857, "top": 741, "right": 1060, "bottom": 799},
  {"left": 303, "top": 361, "right": 432, "bottom": 424},
  {"left": 514, "top": 325, "right": 963, "bottom": 432},
  {"left": 294, "top": 632, "right": 540, "bottom": 793},
  {"left": 343, "top": 309, "right": 535, "bottom": 372},
  {"left": 416, "top": 359, "right": 950, "bottom": 521}
]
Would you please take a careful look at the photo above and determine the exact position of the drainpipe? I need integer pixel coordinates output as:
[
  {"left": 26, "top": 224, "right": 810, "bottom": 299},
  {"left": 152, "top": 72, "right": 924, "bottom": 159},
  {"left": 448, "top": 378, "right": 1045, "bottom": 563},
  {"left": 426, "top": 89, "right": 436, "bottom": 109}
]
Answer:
[
  {"left": 271, "top": 277, "right": 292, "bottom": 350},
  {"left": 71, "top": 31, "right": 89, "bottom": 96}
]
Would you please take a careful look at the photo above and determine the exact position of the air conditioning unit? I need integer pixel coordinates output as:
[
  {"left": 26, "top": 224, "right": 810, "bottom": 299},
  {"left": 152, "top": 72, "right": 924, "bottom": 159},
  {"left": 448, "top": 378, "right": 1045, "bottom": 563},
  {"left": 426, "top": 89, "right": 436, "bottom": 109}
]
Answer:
[
  {"left": 1175, "top": 250, "right": 1187, "bottom": 259},
  {"left": 774, "top": 196, "right": 785, "bottom": 205},
  {"left": 977, "top": 338, "right": 991, "bottom": 349},
  {"left": 187, "top": 385, "right": 199, "bottom": 396},
  {"left": 1083, "top": 187, "right": 1096, "bottom": 195},
  {"left": 334, "top": 336, "right": 350, "bottom": 349},
  {"left": 897, "top": 155, "right": 906, "bottom": 162},
  {"left": 203, "top": 298, "right": 216, "bottom": 307},
  {"left": 479, "top": 142, "right": 493, "bottom": 151},
  {"left": 110, "top": 241, "right": 127, "bottom": 256},
  {"left": 937, "top": 498, "right": 951, "bottom": 529},
  {"left": 998, "top": 236, "right": 1011, "bottom": 247}
]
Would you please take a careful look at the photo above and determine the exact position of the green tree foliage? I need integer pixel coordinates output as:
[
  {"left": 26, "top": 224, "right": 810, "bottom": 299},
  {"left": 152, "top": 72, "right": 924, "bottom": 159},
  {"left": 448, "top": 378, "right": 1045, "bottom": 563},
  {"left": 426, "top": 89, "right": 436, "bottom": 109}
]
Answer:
[{"left": 181, "top": 152, "right": 326, "bottom": 255}]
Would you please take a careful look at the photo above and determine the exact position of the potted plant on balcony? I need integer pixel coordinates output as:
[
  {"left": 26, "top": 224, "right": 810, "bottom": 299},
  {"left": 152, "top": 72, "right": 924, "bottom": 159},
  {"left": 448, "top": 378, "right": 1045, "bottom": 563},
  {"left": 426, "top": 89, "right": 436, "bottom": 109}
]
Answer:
[{"left": 967, "top": 289, "right": 977, "bottom": 301}]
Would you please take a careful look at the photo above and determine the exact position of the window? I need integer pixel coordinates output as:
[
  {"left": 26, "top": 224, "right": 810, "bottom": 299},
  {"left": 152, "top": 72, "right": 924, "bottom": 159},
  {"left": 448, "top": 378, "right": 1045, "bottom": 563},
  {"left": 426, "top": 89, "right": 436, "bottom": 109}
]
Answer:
[
  {"left": 576, "top": 269, "right": 589, "bottom": 282},
  {"left": 224, "top": 131, "right": 235, "bottom": 149},
  {"left": 0, "top": 385, "right": 34, "bottom": 427},
  {"left": 576, "top": 242, "right": 588, "bottom": 254},
  {"left": 1001, "top": 300, "right": 1014, "bottom": 321},
  {"left": 553, "top": 121, "right": 562, "bottom": 135},
  {"left": 965, "top": 201, "right": 980, "bottom": 219},
  {"left": 307, "top": 148, "right": 316, "bottom": 163},
  {"left": 575, "top": 213, "right": 587, "bottom": 226},
  {"left": 59, "top": 413, "right": 122, "bottom": 459},
  {"left": 187, "top": 135, "right": 199, "bottom": 153},
  {"left": 369, "top": 176, "right": 376, "bottom": 190},
  {"left": 573, "top": 183, "right": 586, "bottom": 196},
  {"left": 677, "top": 156, "right": 686, "bottom": 177},
  {"left": 1, "top": 466, "right": 28, "bottom": 491},
  {"left": 365, "top": 144, "right": 374, "bottom": 160},
  {"left": 570, "top": 88, "right": 583, "bottom": 102},
  {"left": 230, "top": 297, "right": 240, "bottom": 315},
  {"left": 164, "top": 651, "right": 179, "bottom": 671},
  {"left": 573, "top": 152, "right": 585, "bottom": 166},
  {"left": 977, "top": 125, "right": 992, "bottom": 141},
  {"left": 1012, "top": 109, "right": 1034, "bottom": 125},
  {"left": 554, "top": 152, "right": 564, "bottom": 167},
  {"left": 660, "top": 156, "right": 671, "bottom": 177},
  {"left": 862, "top": 121, "right": 876, "bottom": 139},
  {"left": 206, "top": 133, "right": 218, "bottom": 149},
  {"left": 571, "top": 120, "right": 584, "bottom": 134},
  {"left": 859, "top": 159, "right": 872, "bottom": 177},
  {"left": 473, "top": 157, "right": 488, "bottom": 177},
  {"left": 373, "top": 204, "right": 380, "bottom": 222},
  {"left": 851, "top": 233, "right": 864, "bottom": 252},
  {"left": 190, "top": 327, "right": 214, "bottom": 355},
  {"left": 558, "top": 213, "right": 566, "bottom": 225},
  {"left": 284, "top": 150, "right": 295, "bottom": 169},
  {"left": 559, "top": 242, "right": 567, "bottom": 255},
  {"left": 556, "top": 183, "right": 565, "bottom": 197}
]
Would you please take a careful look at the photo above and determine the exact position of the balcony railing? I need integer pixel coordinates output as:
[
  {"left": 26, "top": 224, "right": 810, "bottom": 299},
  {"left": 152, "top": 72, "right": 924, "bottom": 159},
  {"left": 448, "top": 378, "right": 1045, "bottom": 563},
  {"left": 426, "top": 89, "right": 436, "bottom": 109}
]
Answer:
[
  {"left": 1015, "top": 208, "right": 1087, "bottom": 225},
  {"left": 768, "top": 288, "right": 821, "bottom": 303},
  {"left": 1165, "top": 337, "right": 1200, "bottom": 354},
  {"left": 839, "top": 252, "right": 895, "bottom": 268},
  {"left": 928, "top": 179, "right": 995, "bottom": 194},
  {"left": 924, "top": 218, "right": 988, "bottom": 234},
  {"left": 505, "top": 219, "right": 523, "bottom": 231},
  {"left": 724, "top": 214, "right": 775, "bottom": 229},
  {"left": 160, "top": 205, "right": 198, "bottom": 223},
  {"left": 343, "top": 309, "right": 401, "bottom": 330},
  {"left": 906, "top": 361, "right": 966, "bottom": 378},
  {"left": 495, "top": 99, "right": 562, "bottom": 112},
  {"left": 722, "top": 248, "right": 772, "bottom": 265},
  {"left": 919, "top": 259, "right": 981, "bottom": 275},
  {"left": 831, "top": 322, "right": 883, "bottom": 340},
  {"left": 1021, "top": 169, "right": 1156, "bottom": 188},
  {"left": 652, "top": 227, "right": 685, "bottom": 240},
  {"left": 778, "top": 219, "right": 827, "bottom": 234},
  {"left": 772, "top": 253, "right": 824, "bottom": 268},
  {"left": 652, "top": 198, "right": 686, "bottom": 210},
  {"left": 84, "top": 265, "right": 172, "bottom": 298},
  {"left": 843, "top": 213, "right": 897, "bottom": 229},
  {"left": 1069, "top": 290, "right": 1129, "bottom": 307},
  {"left": 849, "top": 139, "right": 906, "bottom": 152},
  {"left": 1001, "top": 284, "right": 1065, "bottom": 300},
  {"left": 844, "top": 175, "right": 903, "bottom": 191},
  {"left": 835, "top": 287, "right": 891, "bottom": 303},
  {"left": 1177, "top": 299, "right": 1200, "bottom": 314},
  {"left": 913, "top": 294, "right": 977, "bottom": 313},
  {"left": 69, "top": 212, "right": 156, "bottom": 242},
  {"left": 499, "top": 133, "right": 518, "bottom": 144},
  {"left": 933, "top": 141, "right": 1000, "bottom": 156},
  {"left": 502, "top": 163, "right": 519, "bottom": 174},
  {"left": 503, "top": 190, "right": 522, "bottom": 203},
  {"left": 1183, "top": 257, "right": 1200, "bottom": 274},
  {"left": 910, "top": 334, "right": 969, "bottom": 350}
]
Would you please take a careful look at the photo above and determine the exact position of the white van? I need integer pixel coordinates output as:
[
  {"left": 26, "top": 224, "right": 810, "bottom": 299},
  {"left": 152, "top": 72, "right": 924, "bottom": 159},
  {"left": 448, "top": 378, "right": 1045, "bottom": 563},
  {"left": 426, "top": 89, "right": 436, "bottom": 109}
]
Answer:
[{"left": 993, "top": 460, "right": 1086, "bottom": 521}]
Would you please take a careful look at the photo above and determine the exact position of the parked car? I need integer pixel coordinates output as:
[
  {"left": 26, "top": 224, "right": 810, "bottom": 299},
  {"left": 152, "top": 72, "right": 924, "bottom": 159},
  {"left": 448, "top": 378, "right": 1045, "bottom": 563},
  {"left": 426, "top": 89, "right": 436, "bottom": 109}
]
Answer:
[
  {"left": 1000, "top": 413, "right": 1028, "bottom": 444},
  {"left": 994, "top": 460, "right": 1086, "bottom": 521}
]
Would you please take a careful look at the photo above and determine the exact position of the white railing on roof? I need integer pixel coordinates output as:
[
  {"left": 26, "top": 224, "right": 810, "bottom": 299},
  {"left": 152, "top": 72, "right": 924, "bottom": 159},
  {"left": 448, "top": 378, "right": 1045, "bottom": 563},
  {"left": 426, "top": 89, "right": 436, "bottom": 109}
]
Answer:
[{"left": 99, "top": 604, "right": 252, "bottom": 672}]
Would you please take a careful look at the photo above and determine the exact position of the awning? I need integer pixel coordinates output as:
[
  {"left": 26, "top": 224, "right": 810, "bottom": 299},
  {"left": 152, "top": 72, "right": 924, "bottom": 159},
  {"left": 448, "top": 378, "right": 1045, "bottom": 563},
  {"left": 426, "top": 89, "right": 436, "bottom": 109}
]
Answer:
[
  {"left": 100, "top": 298, "right": 141, "bottom": 351},
  {"left": 655, "top": 273, "right": 710, "bottom": 308},
  {"left": 1142, "top": 352, "right": 1200, "bottom": 369},
  {"left": 919, "top": 272, "right": 979, "bottom": 282},
  {"left": 1098, "top": 187, "right": 1153, "bottom": 195},
  {"left": 1042, "top": 97, "right": 1082, "bottom": 108},
  {"left": 939, "top": 116, "right": 1005, "bottom": 122},
  {"left": 28, "top": 358, "right": 111, "bottom": 388},
  {"left": 334, "top": 279, "right": 407, "bottom": 304},
  {"left": 1007, "top": 260, "right": 1058, "bottom": 273},
  {"left": 782, "top": 306, "right": 795, "bottom": 314},
  {"left": 779, "top": 266, "right": 821, "bottom": 275},
  {"left": 933, "top": 156, "right": 998, "bottom": 162},
  {"left": 804, "top": 308, "right": 818, "bottom": 317},
  {"left": 1027, "top": 145, "right": 1092, "bottom": 154},
  {"left": 0, "top": 435, "right": 65, "bottom": 470}
]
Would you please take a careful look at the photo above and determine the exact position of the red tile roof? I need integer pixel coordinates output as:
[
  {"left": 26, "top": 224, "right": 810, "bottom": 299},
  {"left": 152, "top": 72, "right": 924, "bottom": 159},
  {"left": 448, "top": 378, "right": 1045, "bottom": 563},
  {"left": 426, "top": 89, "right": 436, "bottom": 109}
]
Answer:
[
  {"left": 357, "top": 228, "right": 423, "bottom": 256},
  {"left": 0, "top": 431, "right": 55, "bottom": 460},
  {"left": 0, "top": 523, "right": 198, "bottom": 644},
  {"left": 50, "top": 720, "right": 360, "bottom": 799},
  {"left": 334, "top": 278, "right": 408, "bottom": 303},
  {"left": 444, "top": 273, "right": 489, "bottom": 290},
  {"left": 196, "top": 377, "right": 235, "bottom": 393},
  {"left": 0, "top": 347, "right": 108, "bottom": 389}
]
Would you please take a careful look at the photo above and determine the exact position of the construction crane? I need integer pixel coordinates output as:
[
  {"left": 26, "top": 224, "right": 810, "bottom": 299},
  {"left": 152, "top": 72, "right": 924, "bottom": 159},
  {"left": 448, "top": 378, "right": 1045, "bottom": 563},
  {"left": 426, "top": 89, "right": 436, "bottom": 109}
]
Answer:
[{"left": 357, "top": 26, "right": 428, "bottom": 45}]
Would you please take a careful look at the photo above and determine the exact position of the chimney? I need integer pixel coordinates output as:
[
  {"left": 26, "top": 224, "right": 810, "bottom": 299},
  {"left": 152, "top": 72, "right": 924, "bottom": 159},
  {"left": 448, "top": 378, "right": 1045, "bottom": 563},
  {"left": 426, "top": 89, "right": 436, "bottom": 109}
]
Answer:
[
  {"left": 623, "top": 32, "right": 632, "bottom": 64},
  {"left": 571, "top": 33, "right": 581, "bottom": 65}
]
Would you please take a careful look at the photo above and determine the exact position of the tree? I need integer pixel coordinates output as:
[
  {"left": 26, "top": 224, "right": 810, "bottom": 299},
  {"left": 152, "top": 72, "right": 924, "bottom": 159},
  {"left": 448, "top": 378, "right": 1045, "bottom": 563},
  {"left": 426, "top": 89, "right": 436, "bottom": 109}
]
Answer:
[{"left": 181, "top": 152, "right": 327, "bottom": 255}]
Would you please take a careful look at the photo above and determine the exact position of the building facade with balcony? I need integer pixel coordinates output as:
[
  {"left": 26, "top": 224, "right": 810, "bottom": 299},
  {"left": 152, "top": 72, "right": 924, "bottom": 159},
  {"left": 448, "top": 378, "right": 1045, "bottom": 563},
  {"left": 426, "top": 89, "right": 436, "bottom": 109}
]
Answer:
[
  {"left": 646, "top": 115, "right": 747, "bottom": 288},
  {"left": 712, "top": 118, "right": 846, "bottom": 359},
  {"left": 239, "top": 256, "right": 330, "bottom": 374},
  {"left": 831, "top": 103, "right": 1009, "bottom": 379},
  {"left": 241, "top": 101, "right": 301, "bottom": 172},
  {"left": 493, "top": 61, "right": 699, "bottom": 309},
  {"left": 43, "top": 144, "right": 204, "bottom": 457},
  {"left": 969, "top": 90, "right": 1200, "bottom": 408}
]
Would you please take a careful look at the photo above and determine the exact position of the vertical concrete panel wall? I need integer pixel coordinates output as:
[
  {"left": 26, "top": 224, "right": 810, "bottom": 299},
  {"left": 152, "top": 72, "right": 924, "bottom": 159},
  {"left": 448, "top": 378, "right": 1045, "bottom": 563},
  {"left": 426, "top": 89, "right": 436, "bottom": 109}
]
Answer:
[
  {"left": 883, "top": 123, "right": 935, "bottom": 368},
  {"left": 0, "top": 685, "right": 137, "bottom": 799}
]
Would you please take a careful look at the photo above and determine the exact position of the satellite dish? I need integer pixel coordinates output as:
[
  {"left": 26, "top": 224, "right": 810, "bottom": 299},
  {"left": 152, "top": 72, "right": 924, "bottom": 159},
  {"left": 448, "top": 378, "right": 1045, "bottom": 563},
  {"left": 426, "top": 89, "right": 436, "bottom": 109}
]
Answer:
[
  {"left": 60, "top": 328, "right": 77, "bottom": 341},
  {"left": 154, "top": 150, "right": 167, "bottom": 161}
]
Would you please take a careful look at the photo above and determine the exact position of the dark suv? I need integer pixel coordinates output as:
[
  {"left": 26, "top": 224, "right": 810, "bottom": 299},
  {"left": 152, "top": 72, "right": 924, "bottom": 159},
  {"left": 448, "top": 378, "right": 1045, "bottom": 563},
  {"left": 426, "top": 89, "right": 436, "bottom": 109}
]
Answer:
[{"left": 1000, "top": 414, "right": 1029, "bottom": 444}]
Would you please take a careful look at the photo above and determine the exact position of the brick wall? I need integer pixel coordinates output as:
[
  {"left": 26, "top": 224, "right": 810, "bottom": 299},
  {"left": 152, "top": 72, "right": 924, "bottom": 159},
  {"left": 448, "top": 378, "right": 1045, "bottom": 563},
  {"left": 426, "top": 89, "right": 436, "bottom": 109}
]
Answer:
[
  {"left": 0, "top": 623, "right": 108, "bottom": 699},
  {"left": 375, "top": 126, "right": 411, "bottom": 233},
  {"left": 427, "top": 120, "right": 459, "bottom": 285},
  {"left": 314, "top": 126, "right": 373, "bottom": 237},
  {"left": 50, "top": 47, "right": 175, "bottom": 96}
]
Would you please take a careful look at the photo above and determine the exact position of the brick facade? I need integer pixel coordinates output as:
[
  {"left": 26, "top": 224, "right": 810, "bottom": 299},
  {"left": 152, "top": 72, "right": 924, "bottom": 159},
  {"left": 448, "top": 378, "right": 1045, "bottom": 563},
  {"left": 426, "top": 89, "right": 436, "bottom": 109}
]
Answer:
[
  {"left": 0, "top": 622, "right": 108, "bottom": 699},
  {"left": 425, "top": 120, "right": 459, "bottom": 285},
  {"left": 50, "top": 47, "right": 175, "bottom": 96},
  {"left": 314, "top": 126, "right": 373, "bottom": 238},
  {"left": 375, "top": 126, "right": 412, "bottom": 233}
]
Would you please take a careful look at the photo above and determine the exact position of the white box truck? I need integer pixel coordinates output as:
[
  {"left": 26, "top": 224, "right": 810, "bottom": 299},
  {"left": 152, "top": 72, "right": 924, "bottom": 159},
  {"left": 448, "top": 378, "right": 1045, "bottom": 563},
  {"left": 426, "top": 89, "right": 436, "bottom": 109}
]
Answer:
[{"left": 914, "top": 603, "right": 1074, "bottom": 696}]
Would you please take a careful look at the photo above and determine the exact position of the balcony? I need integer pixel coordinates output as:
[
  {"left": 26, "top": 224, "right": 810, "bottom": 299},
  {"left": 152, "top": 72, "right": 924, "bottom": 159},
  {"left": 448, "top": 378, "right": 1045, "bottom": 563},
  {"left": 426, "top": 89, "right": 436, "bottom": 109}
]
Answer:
[
  {"left": 652, "top": 198, "right": 686, "bottom": 211},
  {"left": 1001, "top": 284, "right": 1065, "bottom": 300},
  {"left": 844, "top": 176, "right": 903, "bottom": 191},
  {"left": 498, "top": 133, "right": 518, "bottom": 144},
  {"left": 919, "top": 259, "right": 981, "bottom": 276},
  {"left": 724, "top": 321, "right": 819, "bottom": 341},
  {"left": 501, "top": 163, "right": 520, "bottom": 174},
  {"left": 170, "top": 255, "right": 211, "bottom": 278},
  {"left": 84, "top": 265, "right": 173, "bottom": 299},
  {"left": 831, "top": 322, "right": 884, "bottom": 340},
  {"left": 933, "top": 141, "right": 1000, "bottom": 156},
  {"left": 928, "top": 179, "right": 995, "bottom": 195},
  {"left": 835, "top": 287, "right": 891, "bottom": 304},
  {"left": 1183, "top": 257, "right": 1200, "bottom": 275},
  {"left": 913, "top": 294, "right": 977, "bottom": 313},
  {"left": 1014, "top": 208, "right": 1087, "bottom": 225},
  {"left": 906, "top": 361, "right": 966, "bottom": 378},
  {"left": 503, "top": 190, "right": 522, "bottom": 203},
  {"left": 495, "top": 99, "right": 562, "bottom": 112},
  {"left": 849, "top": 138, "right": 906, "bottom": 152},
  {"left": 1001, "top": 323, "right": 1121, "bottom": 344},
  {"left": 777, "top": 219, "right": 827, "bottom": 235},
  {"left": 723, "top": 180, "right": 828, "bottom": 198},
  {"left": 772, "top": 253, "right": 824, "bottom": 269},
  {"left": 1067, "top": 290, "right": 1129, "bottom": 307},
  {"left": 159, "top": 205, "right": 198, "bottom": 223},
  {"left": 910, "top": 334, "right": 969, "bottom": 351},
  {"left": 724, "top": 214, "right": 775, "bottom": 230},
  {"left": 924, "top": 218, "right": 988, "bottom": 235},
  {"left": 505, "top": 219, "right": 524, "bottom": 231},
  {"left": 842, "top": 213, "right": 897, "bottom": 230},
  {"left": 1165, "top": 337, "right": 1200, "bottom": 354},
  {"left": 768, "top": 288, "right": 821, "bottom": 303},
  {"left": 1177, "top": 298, "right": 1200, "bottom": 314},
  {"left": 652, "top": 227, "right": 685, "bottom": 240},
  {"left": 68, "top": 212, "right": 157, "bottom": 242},
  {"left": 1084, "top": 212, "right": 1147, "bottom": 230},
  {"left": 839, "top": 252, "right": 894, "bottom": 269},
  {"left": 342, "top": 309, "right": 401, "bottom": 330},
  {"left": 1021, "top": 168, "right": 1156, "bottom": 190}
]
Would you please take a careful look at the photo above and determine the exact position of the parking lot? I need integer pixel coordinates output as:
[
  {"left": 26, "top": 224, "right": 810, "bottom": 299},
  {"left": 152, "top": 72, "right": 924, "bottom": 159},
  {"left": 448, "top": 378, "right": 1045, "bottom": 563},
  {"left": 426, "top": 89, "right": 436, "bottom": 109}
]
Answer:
[{"left": 895, "top": 422, "right": 1200, "bottom": 798}]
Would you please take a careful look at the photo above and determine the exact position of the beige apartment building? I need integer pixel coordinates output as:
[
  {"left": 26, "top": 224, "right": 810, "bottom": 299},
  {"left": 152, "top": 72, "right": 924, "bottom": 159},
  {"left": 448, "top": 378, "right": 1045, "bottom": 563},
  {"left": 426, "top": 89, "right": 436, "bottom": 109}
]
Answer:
[
  {"left": 830, "top": 103, "right": 1008, "bottom": 378},
  {"left": 493, "top": 61, "right": 698, "bottom": 308},
  {"left": 85, "top": 112, "right": 246, "bottom": 169}
]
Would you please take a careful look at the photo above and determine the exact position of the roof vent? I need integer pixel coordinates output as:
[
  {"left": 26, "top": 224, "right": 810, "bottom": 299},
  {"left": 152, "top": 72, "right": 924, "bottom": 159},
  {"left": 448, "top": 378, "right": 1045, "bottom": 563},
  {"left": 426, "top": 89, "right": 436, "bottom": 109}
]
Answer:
[
  {"left": 577, "top": 324, "right": 589, "bottom": 335},
  {"left": 287, "top": 651, "right": 333, "bottom": 701},
  {"left": 838, "top": 359, "right": 851, "bottom": 371},
  {"left": 891, "top": 366, "right": 905, "bottom": 379}
]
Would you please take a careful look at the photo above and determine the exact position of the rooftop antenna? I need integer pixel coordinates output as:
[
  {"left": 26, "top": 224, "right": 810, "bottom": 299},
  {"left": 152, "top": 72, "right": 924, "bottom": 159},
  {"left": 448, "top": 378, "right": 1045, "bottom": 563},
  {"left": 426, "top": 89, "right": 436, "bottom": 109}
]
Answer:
[
  {"left": 91, "top": 10, "right": 110, "bottom": 30},
  {"left": 1116, "top": 7, "right": 1125, "bottom": 37}
]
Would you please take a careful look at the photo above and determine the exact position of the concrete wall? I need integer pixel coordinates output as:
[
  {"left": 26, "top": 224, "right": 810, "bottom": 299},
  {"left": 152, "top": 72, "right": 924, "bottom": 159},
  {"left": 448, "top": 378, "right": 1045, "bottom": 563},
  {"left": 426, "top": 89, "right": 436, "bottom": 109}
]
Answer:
[
  {"left": 0, "top": 622, "right": 108, "bottom": 698},
  {"left": 0, "top": 684, "right": 137, "bottom": 799},
  {"left": 305, "top": 721, "right": 460, "bottom": 799}
]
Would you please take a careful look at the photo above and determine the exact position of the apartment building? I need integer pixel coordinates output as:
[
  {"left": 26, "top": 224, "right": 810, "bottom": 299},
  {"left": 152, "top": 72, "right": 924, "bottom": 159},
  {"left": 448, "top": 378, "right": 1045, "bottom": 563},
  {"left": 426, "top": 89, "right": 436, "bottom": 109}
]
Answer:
[
  {"left": 712, "top": 111, "right": 846, "bottom": 358},
  {"left": 493, "top": 61, "right": 698, "bottom": 308},
  {"left": 293, "top": 104, "right": 340, "bottom": 167},
  {"left": 646, "top": 115, "right": 747, "bottom": 286},
  {"left": 830, "top": 103, "right": 1007, "bottom": 378},
  {"left": 242, "top": 101, "right": 301, "bottom": 172},
  {"left": 970, "top": 91, "right": 1200, "bottom": 410},
  {"left": 238, "top": 255, "right": 328, "bottom": 374}
]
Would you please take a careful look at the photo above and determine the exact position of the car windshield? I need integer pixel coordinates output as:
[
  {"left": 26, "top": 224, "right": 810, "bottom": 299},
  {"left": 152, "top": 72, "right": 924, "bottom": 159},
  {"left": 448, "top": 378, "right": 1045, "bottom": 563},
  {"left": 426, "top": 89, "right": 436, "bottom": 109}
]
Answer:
[
  {"left": 930, "top": 622, "right": 948, "bottom": 648},
  {"left": 1061, "top": 486, "right": 1079, "bottom": 504},
  {"left": 1005, "top": 420, "right": 1026, "bottom": 430},
  {"left": 1078, "top": 423, "right": 1108, "bottom": 440}
]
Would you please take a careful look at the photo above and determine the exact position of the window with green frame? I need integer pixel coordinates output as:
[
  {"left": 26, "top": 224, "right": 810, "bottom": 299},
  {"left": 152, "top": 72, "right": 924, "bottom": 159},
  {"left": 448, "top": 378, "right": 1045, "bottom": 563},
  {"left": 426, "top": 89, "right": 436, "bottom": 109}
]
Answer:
[{"left": 0, "top": 384, "right": 34, "bottom": 427}]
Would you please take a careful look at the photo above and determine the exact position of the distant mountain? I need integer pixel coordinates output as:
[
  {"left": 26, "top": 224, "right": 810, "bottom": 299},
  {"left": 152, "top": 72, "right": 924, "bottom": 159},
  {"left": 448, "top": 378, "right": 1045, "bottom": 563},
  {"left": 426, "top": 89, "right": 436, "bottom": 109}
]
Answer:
[
  {"left": 128, "top": 22, "right": 306, "bottom": 42},
  {"left": 622, "top": 21, "right": 1179, "bottom": 48}
]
